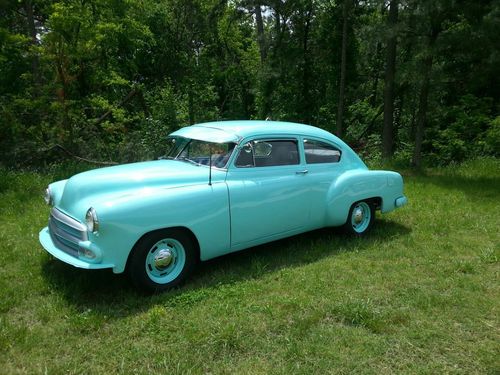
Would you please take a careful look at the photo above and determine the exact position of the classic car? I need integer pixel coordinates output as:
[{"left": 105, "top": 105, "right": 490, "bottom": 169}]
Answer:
[{"left": 39, "top": 120, "right": 407, "bottom": 292}]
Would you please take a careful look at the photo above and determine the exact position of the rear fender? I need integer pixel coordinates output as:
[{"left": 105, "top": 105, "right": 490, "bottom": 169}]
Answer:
[{"left": 325, "top": 170, "right": 404, "bottom": 226}]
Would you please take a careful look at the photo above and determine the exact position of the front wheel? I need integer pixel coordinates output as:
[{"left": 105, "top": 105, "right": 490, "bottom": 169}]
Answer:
[
  {"left": 343, "top": 200, "right": 375, "bottom": 236},
  {"left": 128, "top": 229, "right": 197, "bottom": 293}
]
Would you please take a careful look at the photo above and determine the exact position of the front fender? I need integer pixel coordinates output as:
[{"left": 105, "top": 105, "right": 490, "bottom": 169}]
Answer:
[
  {"left": 325, "top": 169, "right": 405, "bottom": 226},
  {"left": 88, "top": 182, "right": 231, "bottom": 273},
  {"left": 48, "top": 179, "right": 67, "bottom": 207}
]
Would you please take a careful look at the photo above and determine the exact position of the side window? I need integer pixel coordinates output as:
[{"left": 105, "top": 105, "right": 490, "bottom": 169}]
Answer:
[
  {"left": 303, "top": 139, "right": 341, "bottom": 164},
  {"left": 235, "top": 143, "right": 254, "bottom": 167},
  {"left": 235, "top": 140, "right": 300, "bottom": 167}
]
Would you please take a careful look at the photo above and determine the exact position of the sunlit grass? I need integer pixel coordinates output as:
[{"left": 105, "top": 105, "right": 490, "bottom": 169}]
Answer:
[{"left": 0, "top": 158, "right": 498, "bottom": 374}]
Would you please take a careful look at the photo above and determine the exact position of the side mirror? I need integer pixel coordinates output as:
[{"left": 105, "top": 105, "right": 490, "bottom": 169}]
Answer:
[{"left": 254, "top": 141, "right": 272, "bottom": 157}]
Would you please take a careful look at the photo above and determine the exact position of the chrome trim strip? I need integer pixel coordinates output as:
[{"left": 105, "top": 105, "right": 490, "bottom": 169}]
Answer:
[
  {"left": 48, "top": 220, "right": 79, "bottom": 257},
  {"left": 49, "top": 217, "right": 83, "bottom": 245},
  {"left": 50, "top": 208, "right": 87, "bottom": 235},
  {"left": 48, "top": 208, "right": 88, "bottom": 257}
]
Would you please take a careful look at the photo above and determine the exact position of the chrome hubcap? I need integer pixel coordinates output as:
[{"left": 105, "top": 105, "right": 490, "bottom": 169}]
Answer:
[
  {"left": 154, "top": 249, "right": 174, "bottom": 270},
  {"left": 351, "top": 202, "right": 371, "bottom": 233},
  {"left": 353, "top": 208, "right": 364, "bottom": 224},
  {"left": 145, "top": 238, "right": 186, "bottom": 284}
]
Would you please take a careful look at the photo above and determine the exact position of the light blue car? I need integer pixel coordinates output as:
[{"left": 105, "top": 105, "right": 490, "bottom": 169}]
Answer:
[{"left": 39, "top": 121, "right": 407, "bottom": 292}]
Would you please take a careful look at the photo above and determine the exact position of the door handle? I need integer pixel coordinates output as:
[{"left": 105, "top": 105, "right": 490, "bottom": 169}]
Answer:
[{"left": 295, "top": 169, "right": 308, "bottom": 175}]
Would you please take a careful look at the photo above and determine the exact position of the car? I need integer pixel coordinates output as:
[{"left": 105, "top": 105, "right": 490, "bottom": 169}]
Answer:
[{"left": 39, "top": 120, "right": 407, "bottom": 292}]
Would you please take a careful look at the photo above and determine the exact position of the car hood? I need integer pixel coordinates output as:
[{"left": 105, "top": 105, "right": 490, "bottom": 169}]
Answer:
[{"left": 57, "top": 160, "right": 224, "bottom": 217}]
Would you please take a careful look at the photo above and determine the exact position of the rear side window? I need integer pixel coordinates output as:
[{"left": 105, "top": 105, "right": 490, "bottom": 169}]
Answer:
[
  {"left": 303, "top": 139, "right": 341, "bottom": 164},
  {"left": 235, "top": 140, "right": 300, "bottom": 167}
]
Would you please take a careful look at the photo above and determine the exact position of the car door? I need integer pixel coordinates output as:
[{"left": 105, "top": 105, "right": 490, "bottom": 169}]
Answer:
[
  {"left": 300, "top": 137, "right": 344, "bottom": 227},
  {"left": 226, "top": 138, "right": 311, "bottom": 246}
]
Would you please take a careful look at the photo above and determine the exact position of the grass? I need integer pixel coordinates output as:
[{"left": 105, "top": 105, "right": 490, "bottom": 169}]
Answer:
[{"left": 0, "top": 158, "right": 499, "bottom": 374}]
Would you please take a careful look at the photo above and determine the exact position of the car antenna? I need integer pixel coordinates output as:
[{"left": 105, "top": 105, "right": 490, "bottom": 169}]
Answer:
[{"left": 208, "top": 145, "right": 212, "bottom": 186}]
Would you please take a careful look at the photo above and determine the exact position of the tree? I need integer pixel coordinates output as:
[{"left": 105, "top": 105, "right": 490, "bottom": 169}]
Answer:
[
  {"left": 336, "top": 0, "right": 351, "bottom": 137},
  {"left": 254, "top": 3, "right": 267, "bottom": 63},
  {"left": 0, "top": 0, "right": 497, "bottom": 167},
  {"left": 411, "top": 1, "right": 444, "bottom": 167},
  {"left": 382, "top": 0, "right": 398, "bottom": 159}
]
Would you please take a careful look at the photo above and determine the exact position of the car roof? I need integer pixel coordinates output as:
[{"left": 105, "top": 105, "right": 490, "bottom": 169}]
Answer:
[
  {"left": 170, "top": 120, "right": 367, "bottom": 169},
  {"left": 172, "top": 120, "right": 339, "bottom": 143}
]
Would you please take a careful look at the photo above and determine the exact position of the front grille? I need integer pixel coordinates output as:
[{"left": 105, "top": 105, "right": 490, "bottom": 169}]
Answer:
[{"left": 48, "top": 208, "right": 88, "bottom": 257}]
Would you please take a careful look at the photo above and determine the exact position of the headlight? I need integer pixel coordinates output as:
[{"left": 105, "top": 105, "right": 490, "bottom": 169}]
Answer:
[
  {"left": 85, "top": 207, "right": 99, "bottom": 233},
  {"left": 44, "top": 187, "right": 52, "bottom": 205}
]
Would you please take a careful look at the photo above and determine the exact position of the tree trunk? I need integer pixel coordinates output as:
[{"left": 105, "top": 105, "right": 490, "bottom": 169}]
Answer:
[
  {"left": 300, "top": 1, "right": 313, "bottom": 124},
  {"left": 412, "top": 26, "right": 439, "bottom": 168},
  {"left": 411, "top": 53, "right": 433, "bottom": 168},
  {"left": 369, "top": 1, "right": 387, "bottom": 107},
  {"left": 55, "top": 37, "right": 72, "bottom": 145},
  {"left": 188, "top": 85, "right": 195, "bottom": 125},
  {"left": 255, "top": 3, "right": 269, "bottom": 119},
  {"left": 369, "top": 41, "right": 382, "bottom": 107},
  {"left": 260, "top": 4, "right": 282, "bottom": 119},
  {"left": 336, "top": 0, "right": 350, "bottom": 137},
  {"left": 255, "top": 4, "right": 267, "bottom": 63},
  {"left": 382, "top": 0, "right": 398, "bottom": 159},
  {"left": 137, "top": 90, "right": 150, "bottom": 118},
  {"left": 24, "top": 0, "right": 41, "bottom": 93}
]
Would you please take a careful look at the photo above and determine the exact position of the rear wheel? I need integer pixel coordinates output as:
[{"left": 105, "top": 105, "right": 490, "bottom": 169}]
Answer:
[
  {"left": 128, "top": 229, "right": 197, "bottom": 293},
  {"left": 344, "top": 201, "right": 375, "bottom": 236}
]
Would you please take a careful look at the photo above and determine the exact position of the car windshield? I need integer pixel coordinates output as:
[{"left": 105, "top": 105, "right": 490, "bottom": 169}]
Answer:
[{"left": 163, "top": 136, "right": 236, "bottom": 169}]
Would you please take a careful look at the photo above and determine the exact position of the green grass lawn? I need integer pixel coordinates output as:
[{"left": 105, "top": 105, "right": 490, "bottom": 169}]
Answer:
[{"left": 0, "top": 159, "right": 498, "bottom": 374}]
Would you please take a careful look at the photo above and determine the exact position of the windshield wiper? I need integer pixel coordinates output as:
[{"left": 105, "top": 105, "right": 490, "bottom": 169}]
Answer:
[{"left": 178, "top": 157, "right": 200, "bottom": 166}]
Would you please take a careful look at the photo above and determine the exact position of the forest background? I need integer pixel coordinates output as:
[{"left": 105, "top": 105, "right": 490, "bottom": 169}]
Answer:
[{"left": 0, "top": 0, "right": 498, "bottom": 168}]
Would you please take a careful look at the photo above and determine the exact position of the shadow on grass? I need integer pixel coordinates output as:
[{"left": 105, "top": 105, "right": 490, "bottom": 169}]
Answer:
[{"left": 41, "top": 219, "right": 410, "bottom": 318}]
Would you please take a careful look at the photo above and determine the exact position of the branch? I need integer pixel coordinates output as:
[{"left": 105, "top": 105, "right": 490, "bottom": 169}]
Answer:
[
  {"left": 28, "top": 144, "right": 118, "bottom": 166},
  {"left": 357, "top": 105, "right": 384, "bottom": 142},
  {"left": 94, "top": 88, "right": 138, "bottom": 127}
]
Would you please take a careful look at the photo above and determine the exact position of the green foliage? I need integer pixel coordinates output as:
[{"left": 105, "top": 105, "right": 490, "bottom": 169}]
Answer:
[
  {"left": 139, "top": 83, "right": 182, "bottom": 159},
  {"left": 345, "top": 100, "right": 381, "bottom": 140},
  {"left": 428, "top": 95, "right": 494, "bottom": 165},
  {"left": 0, "top": 0, "right": 498, "bottom": 167},
  {"left": 485, "top": 116, "right": 500, "bottom": 156},
  {"left": 358, "top": 133, "right": 383, "bottom": 165}
]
